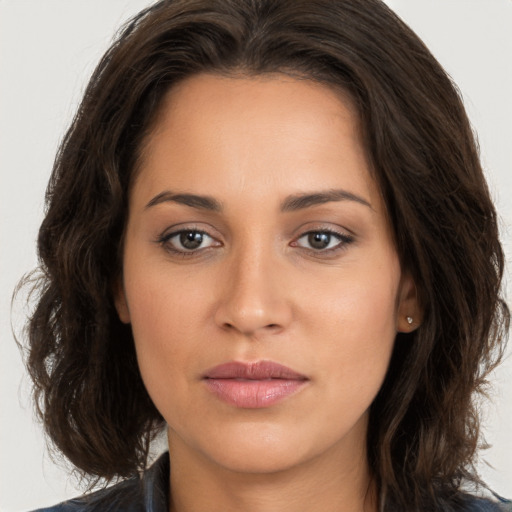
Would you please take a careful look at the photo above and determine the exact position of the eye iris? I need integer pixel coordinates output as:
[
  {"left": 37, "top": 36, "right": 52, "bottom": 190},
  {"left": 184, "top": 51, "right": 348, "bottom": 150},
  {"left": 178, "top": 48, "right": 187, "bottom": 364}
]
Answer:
[
  {"left": 308, "top": 232, "right": 331, "bottom": 249},
  {"left": 180, "top": 231, "right": 203, "bottom": 249}
]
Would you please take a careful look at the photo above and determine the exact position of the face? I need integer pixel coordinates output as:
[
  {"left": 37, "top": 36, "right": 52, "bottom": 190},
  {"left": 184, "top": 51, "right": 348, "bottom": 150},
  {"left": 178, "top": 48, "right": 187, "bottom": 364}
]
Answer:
[{"left": 116, "top": 73, "right": 419, "bottom": 475}]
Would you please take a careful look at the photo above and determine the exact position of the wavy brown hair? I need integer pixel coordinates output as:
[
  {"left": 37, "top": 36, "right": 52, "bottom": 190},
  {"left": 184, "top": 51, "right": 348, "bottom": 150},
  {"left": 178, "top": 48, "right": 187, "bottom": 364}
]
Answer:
[{"left": 19, "top": 0, "right": 509, "bottom": 510}]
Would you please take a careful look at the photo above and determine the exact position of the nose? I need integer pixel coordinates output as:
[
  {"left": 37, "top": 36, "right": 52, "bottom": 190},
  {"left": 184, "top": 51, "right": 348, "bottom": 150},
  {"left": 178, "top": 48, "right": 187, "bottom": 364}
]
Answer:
[{"left": 213, "top": 245, "right": 293, "bottom": 336}]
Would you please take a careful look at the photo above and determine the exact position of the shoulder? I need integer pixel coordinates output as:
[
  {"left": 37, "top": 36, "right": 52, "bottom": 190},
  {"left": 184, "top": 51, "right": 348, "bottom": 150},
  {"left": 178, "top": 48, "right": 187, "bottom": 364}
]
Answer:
[
  {"left": 31, "top": 478, "right": 143, "bottom": 512},
  {"left": 458, "top": 493, "right": 512, "bottom": 512},
  {"left": 30, "top": 453, "right": 169, "bottom": 512}
]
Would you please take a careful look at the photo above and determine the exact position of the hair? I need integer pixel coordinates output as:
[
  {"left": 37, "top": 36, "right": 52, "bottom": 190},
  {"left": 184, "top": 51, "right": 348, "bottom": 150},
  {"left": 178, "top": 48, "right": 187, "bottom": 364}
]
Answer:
[{"left": 19, "top": 0, "right": 509, "bottom": 510}]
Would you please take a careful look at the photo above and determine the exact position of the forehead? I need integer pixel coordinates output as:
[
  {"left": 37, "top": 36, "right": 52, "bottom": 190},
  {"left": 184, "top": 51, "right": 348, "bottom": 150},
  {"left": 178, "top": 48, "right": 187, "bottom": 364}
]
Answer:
[
  {"left": 150, "top": 73, "right": 361, "bottom": 150},
  {"left": 134, "top": 73, "right": 380, "bottom": 212}
]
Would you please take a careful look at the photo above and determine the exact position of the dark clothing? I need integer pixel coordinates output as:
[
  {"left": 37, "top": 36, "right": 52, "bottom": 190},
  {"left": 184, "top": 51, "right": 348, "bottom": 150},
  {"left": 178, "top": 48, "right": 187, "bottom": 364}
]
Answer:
[
  {"left": 32, "top": 452, "right": 510, "bottom": 512},
  {"left": 33, "top": 454, "right": 169, "bottom": 512}
]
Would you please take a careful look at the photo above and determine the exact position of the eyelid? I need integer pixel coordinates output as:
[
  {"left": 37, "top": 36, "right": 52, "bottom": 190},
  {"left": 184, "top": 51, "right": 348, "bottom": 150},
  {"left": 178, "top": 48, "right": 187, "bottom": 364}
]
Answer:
[
  {"left": 290, "top": 226, "right": 355, "bottom": 255},
  {"left": 157, "top": 221, "right": 222, "bottom": 242},
  {"left": 157, "top": 225, "right": 223, "bottom": 256},
  {"left": 167, "top": 230, "right": 215, "bottom": 247},
  {"left": 155, "top": 223, "right": 355, "bottom": 258}
]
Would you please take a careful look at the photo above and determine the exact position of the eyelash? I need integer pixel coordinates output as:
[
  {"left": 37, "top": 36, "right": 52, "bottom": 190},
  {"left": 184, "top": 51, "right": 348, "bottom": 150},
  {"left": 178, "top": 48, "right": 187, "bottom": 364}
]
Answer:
[
  {"left": 157, "top": 228, "right": 218, "bottom": 257},
  {"left": 292, "top": 229, "right": 355, "bottom": 255},
  {"left": 157, "top": 227, "right": 354, "bottom": 257}
]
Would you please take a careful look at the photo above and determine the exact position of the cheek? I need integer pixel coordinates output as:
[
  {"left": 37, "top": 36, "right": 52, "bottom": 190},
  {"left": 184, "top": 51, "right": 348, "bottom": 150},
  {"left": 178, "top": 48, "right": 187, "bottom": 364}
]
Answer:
[
  {"left": 121, "top": 254, "right": 211, "bottom": 406},
  {"left": 306, "top": 254, "right": 399, "bottom": 336},
  {"left": 123, "top": 238, "right": 209, "bottom": 340},
  {"left": 304, "top": 257, "right": 400, "bottom": 404}
]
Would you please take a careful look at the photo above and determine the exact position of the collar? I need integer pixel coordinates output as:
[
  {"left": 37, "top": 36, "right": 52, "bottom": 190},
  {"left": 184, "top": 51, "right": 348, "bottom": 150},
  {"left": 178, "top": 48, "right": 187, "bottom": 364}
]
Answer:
[{"left": 142, "top": 452, "right": 170, "bottom": 512}]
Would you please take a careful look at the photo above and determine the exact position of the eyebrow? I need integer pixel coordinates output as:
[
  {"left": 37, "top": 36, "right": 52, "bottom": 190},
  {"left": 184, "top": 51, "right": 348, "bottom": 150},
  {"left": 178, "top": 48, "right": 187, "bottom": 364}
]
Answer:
[
  {"left": 145, "top": 188, "right": 372, "bottom": 212},
  {"left": 280, "top": 189, "right": 372, "bottom": 212},
  {"left": 145, "top": 191, "right": 222, "bottom": 211}
]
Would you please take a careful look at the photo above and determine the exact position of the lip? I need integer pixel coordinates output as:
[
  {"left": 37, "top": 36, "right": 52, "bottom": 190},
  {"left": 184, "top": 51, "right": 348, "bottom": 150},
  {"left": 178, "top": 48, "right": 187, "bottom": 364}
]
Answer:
[{"left": 203, "top": 361, "right": 309, "bottom": 408}]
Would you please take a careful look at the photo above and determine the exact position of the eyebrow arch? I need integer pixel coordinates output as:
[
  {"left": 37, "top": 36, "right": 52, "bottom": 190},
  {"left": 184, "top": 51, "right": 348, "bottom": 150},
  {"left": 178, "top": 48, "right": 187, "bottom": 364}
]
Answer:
[
  {"left": 281, "top": 189, "right": 372, "bottom": 212},
  {"left": 145, "top": 191, "right": 222, "bottom": 211},
  {"left": 145, "top": 188, "right": 371, "bottom": 213}
]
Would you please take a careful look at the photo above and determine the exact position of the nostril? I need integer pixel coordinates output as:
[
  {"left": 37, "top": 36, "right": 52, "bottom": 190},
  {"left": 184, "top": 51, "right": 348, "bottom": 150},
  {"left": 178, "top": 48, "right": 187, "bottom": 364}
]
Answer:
[{"left": 221, "top": 322, "right": 280, "bottom": 334}]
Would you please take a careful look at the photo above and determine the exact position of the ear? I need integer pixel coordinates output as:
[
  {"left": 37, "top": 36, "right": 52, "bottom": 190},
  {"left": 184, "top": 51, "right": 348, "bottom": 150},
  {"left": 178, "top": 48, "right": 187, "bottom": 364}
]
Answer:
[
  {"left": 113, "top": 278, "right": 131, "bottom": 324},
  {"left": 396, "top": 272, "right": 422, "bottom": 333}
]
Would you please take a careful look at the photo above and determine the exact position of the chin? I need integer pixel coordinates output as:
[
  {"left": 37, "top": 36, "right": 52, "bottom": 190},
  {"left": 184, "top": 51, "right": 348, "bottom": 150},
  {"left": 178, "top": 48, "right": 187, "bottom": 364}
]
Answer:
[
  {"left": 206, "top": 442, "right": 312, "bottom": 475},
  {"left": 181, "top": 420, "right": 347, "bottom": 476}
]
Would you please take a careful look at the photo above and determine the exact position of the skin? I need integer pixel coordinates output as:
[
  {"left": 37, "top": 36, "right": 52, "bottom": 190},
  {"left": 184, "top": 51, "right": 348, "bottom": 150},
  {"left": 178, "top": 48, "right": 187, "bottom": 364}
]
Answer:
[{"left": 115, "top": 73, "right": 420, "bottom": 512}]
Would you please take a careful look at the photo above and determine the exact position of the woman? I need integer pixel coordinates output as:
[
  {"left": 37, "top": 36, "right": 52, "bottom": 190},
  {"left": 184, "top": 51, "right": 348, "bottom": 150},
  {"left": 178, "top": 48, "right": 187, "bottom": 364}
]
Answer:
[{"left": 18, "top": 0, "right": 510, "bottom": 511}]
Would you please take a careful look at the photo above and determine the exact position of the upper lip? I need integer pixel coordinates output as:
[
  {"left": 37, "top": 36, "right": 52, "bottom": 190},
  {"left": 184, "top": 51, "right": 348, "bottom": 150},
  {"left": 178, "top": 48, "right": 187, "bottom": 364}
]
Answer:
[{"left": 203, "top": 360, "right": 308, "bottom": 380}]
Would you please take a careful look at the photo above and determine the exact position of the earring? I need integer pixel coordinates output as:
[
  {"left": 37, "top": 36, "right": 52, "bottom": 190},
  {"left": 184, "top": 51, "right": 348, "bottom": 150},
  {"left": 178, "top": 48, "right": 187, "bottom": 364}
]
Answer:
[{"left": 406, "top": 316, "right": 413, "bottom": 325}]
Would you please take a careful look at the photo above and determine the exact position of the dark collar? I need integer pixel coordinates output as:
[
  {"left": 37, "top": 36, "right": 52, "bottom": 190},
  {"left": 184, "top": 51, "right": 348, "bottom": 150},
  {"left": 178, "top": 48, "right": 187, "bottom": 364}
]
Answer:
[
  {"left": 33, "top": 452, "right": 510, "bottom": 512},
  {"left": 141, "top": 452, "right": 169, "bottom": 512}
]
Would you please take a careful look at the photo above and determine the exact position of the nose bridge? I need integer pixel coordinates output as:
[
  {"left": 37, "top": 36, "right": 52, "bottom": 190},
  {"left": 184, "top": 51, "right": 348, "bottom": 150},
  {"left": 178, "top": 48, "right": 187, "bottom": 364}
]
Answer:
[{"left": 215, "top": 233, "right": 291, "bottom": 335}]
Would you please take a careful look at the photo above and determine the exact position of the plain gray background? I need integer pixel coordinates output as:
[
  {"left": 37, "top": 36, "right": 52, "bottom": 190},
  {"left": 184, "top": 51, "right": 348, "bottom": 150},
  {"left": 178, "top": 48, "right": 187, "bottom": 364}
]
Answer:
[{"left": 1, "top": 1, "right": 511, "bottom": 511}]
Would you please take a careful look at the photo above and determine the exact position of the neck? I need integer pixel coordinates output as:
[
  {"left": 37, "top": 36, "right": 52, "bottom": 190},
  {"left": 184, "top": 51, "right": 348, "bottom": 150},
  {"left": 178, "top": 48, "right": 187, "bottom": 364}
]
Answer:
[{"left": 167, "top": 430, "right": 378, "bottom": 512}]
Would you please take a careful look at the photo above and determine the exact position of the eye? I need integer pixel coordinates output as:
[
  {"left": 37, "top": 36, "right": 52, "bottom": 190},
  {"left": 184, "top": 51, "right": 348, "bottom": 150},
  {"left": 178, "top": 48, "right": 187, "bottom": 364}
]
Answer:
[
  {"left": 294, "top": 230, "right": 353, "bottom": 251},
  {"left": 160, "top": 229, "right": 218, "bottom": 253}
]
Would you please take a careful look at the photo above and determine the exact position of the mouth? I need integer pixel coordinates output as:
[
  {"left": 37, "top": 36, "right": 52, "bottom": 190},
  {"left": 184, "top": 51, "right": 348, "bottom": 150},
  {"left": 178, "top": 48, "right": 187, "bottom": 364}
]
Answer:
[{"left": 202, "top": 360, "right": 309, "bottom": 408}]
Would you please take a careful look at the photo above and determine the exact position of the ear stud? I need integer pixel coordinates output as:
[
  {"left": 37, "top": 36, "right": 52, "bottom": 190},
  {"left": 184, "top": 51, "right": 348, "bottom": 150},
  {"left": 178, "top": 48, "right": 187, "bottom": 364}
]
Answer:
[{"left": 406, "top": 316, "right": 413, "bottom": 325}]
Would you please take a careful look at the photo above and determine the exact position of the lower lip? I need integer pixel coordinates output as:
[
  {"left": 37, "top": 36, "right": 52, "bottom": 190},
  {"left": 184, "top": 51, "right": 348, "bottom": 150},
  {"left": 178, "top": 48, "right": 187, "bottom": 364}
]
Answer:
[{"left": 204, "top": 378, "right": 307, "bottom": 408}]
